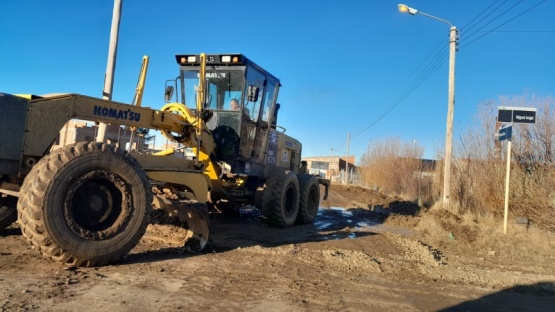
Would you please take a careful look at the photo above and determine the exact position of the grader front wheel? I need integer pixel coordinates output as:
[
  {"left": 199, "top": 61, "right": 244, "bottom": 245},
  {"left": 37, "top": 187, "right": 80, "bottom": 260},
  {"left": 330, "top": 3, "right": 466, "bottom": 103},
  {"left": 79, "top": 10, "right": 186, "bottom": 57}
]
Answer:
[{"left": 17, "top": 142, "right": 152, "bottom": 267}]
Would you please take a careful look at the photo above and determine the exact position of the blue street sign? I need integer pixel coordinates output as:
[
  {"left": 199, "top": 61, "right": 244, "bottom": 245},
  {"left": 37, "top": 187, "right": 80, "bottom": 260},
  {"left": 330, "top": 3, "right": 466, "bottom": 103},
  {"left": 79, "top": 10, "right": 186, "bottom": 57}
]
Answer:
[{"left": 498, "top": 125, "right": 512, "bottom": 142}]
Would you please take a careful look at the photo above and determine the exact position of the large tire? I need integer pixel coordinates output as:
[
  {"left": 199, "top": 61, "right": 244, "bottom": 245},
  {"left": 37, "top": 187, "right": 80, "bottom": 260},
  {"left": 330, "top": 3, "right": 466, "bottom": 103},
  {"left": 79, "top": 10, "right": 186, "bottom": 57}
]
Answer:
[
  {"left": 296, "top": 173, "right": 320, "bottom": 224},
  {"left": 18, "top": 142, "right": 152, "bottom": 267},
  {"left": 261, "top": 169, "right": 299, "bottom": 227},
  {"left": 0, "top": 196, "right": 18, "bottom": 230}
]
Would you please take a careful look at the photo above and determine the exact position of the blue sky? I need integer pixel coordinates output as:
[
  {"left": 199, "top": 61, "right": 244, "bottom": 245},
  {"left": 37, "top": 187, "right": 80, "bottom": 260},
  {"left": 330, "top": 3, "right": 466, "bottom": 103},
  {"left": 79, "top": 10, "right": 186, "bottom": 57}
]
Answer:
[{"left": 1, "top": 0, "right": 553, "bottom": 161}]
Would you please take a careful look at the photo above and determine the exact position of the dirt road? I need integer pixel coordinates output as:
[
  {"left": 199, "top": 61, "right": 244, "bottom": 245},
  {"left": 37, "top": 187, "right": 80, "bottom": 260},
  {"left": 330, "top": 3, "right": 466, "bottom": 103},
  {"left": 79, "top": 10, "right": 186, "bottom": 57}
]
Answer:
[{"left": 1, "top": 185, "right": 554, "bottom": 311}]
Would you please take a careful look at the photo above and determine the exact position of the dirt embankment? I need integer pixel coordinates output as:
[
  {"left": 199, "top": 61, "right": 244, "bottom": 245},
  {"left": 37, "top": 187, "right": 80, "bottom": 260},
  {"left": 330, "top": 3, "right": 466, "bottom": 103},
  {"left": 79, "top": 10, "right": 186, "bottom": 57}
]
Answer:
[{"left": 1, "top": 184, "right": 554, "bottom": 311}]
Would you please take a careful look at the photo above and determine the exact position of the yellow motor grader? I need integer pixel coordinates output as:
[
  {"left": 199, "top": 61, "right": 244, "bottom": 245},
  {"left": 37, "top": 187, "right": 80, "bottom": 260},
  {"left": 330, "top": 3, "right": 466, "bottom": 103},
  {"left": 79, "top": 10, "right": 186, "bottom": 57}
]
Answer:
[{"left": 0, "top": 53, "right": 329, "bottom": 266}]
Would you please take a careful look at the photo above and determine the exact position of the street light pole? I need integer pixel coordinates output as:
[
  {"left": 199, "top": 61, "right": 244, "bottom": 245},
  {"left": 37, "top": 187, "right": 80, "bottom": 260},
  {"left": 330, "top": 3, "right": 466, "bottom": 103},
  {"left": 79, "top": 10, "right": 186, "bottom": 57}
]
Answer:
[
  {"left": 443, "top": 26, "right": 457, "bottom": 208},
  {"left": 398, "top": 4, "right": 458, "bottom": 208},
  {"left": 97, "top": 0, "right": 123, "bottom": 143}
]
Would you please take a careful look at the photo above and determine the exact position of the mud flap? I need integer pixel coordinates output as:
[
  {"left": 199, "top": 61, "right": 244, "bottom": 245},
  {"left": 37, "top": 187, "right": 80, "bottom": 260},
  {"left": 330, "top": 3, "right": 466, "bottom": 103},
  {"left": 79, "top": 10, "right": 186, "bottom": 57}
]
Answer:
[{"left": 152, "top": 195, "right": 210, "bottom": 252}]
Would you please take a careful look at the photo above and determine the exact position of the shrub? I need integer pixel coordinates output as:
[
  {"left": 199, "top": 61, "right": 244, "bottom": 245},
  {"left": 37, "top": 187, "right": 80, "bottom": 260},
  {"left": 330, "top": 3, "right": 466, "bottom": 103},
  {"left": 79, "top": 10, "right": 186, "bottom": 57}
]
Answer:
[
  {"left": 359, "top": 137, "right": 432, "bottom": 203},
  {"left": 445, "top": 95, "right": 555, "bottom": 231}
]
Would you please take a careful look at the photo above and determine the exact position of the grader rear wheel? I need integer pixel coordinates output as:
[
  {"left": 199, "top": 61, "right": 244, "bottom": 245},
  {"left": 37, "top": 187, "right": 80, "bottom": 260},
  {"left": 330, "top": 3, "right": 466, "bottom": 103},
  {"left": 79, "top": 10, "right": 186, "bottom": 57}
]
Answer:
[
  {"left": 17, "top": 142, "right": 152, "bottom": 267},
  {"left": 296, "top": 173, "right": 320, "bottom": 224},
  {"left": 261, "top": 169, "right": 300, "bottom": 227}
]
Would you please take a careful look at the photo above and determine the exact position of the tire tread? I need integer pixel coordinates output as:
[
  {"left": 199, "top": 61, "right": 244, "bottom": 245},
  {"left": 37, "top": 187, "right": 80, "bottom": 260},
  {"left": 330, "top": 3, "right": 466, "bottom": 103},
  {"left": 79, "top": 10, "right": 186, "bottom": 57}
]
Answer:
[{"left": 18, "top": 142, "right": 152, "bottom": 267}]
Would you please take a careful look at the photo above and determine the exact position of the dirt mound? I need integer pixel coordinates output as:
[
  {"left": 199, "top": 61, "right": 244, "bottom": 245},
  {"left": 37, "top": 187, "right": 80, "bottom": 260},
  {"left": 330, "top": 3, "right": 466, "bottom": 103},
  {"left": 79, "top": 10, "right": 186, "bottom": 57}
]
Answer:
[
  {"left": 324, "top": 184, "right": 421, "bottom": 230},
  {"left": 325, "top": 184, "right": 419, "bottom": 213},
  {"left": 324, "top": 184, "right": 393, "bottom": 208}
]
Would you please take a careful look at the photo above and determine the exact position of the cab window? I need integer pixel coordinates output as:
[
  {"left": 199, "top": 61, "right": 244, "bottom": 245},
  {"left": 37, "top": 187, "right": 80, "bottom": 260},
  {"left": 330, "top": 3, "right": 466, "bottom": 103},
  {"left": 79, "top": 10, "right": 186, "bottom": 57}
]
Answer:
[
  {"left": 262, "top": 80, "right": 276, "bottom": 123},
  {"left": 182, "top": 69, "right": 244, "bottom": 110},
  {"left": 243, "top": 66, "right": 265, "bottom": 121}
]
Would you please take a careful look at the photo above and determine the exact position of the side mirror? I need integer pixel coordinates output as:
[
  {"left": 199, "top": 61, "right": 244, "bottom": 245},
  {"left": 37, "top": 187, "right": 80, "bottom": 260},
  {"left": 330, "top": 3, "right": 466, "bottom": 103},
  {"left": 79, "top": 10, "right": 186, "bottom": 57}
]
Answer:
[
  {"left": 164, "top": 85, "right": 174, "bottom": 102},
  {"left": 271, "top": 103, "right": 281, "bottom": 127},
  {"left": 247, "top": 85, "right": 259, "bottom": 102}
]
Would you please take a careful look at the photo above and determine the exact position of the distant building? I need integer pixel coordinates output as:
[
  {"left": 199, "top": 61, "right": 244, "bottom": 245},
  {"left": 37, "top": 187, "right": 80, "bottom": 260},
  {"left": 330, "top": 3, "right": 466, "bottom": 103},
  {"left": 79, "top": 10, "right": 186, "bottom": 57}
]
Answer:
[
  {"left": 302, "top": 156, "right": 356, "bottom": 183},
  {"left": 418, "top": 159, "right": 437, "bottom": 176}
]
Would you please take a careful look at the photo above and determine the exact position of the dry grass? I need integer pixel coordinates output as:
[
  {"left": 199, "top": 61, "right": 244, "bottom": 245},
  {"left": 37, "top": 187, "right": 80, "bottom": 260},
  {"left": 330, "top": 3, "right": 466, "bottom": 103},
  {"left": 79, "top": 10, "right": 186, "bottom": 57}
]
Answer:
[
  {"left": 418, "top": 201, "right": 555, "bottom": 265},
  {"left": 358, "top": 95, "right": 555, "bottom": 232},
  {"left": 444, "top": 95, "right": 555, "bottom": 231},
  {"left": 359, "top": 137, "right": 433, "bottom": 205}
]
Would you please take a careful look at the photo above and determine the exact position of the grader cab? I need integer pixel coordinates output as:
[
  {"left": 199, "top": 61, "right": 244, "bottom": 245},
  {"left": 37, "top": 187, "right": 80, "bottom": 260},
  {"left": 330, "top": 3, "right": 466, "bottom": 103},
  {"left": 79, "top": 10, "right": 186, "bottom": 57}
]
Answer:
[
  {"left": 0, "top": 53, "right": 329, "bottom": 267},
  {"left": 165, "top": 54, "right": 329, "bottom": 227}
]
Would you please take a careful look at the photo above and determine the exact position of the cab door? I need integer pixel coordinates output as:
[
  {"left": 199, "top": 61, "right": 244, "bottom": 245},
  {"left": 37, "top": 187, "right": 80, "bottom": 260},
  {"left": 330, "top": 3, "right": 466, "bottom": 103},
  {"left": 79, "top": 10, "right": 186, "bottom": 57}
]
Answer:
[
  {"left": 239, "top": 65, "right": 266, "bottom": 159},
  {"left": 253, "top": 79, "right": 277, "bottom": 161}
]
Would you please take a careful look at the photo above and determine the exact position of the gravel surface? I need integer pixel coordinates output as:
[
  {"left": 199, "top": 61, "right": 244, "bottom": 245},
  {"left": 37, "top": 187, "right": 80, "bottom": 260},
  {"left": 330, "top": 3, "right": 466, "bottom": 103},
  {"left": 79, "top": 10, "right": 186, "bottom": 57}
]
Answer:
[{"left": 1, "top": 184, "right": 554, "bottom": 311}]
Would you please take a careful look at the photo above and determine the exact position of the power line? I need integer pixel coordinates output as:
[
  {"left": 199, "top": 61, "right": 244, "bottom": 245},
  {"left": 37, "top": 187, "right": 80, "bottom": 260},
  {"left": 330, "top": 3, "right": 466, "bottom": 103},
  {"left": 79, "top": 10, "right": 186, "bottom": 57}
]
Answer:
[
  {"left": 332, "top": 0, "right": 547, "bottom": 152},
  {"left": 348, "top": 38, "right": 447, "bottom": 141},
  {"left": 382, "top": 38, "right": 446, "bottom": 104},
  {"left": 461, "top": 0, "right": 509, "bottom": 35},
  {"left": 460, "top": 0, "right": 547, "bottom": 49},
  {"left": 461, "top": 0, "right": 525, "bottom": 42},
  {"left": 460, "top": 0, "right": 504, "bottom": 31},
  {"left": 333, "top": 40, "right": 449, "bottom": 151},
  {"left": 351, "top": 50, "right": 448, "bottom": 141},
  {"left": 470, "top": 30, "right": 555, "bottom": 33},
  {"left": 333, "top": 34, "right": 452, "bottom": 151},
  {"left": 341, "top": 48, "right": 448, "bottom": 149},
  {"left": 356, "top": 46, "right": 448, "bottom": 135}
]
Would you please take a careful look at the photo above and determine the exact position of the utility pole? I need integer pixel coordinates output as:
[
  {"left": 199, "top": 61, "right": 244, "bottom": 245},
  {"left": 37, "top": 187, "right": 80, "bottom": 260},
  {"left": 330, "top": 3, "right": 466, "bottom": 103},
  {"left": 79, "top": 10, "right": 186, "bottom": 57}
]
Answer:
[
  {"left": 398, "top": 4, "right": 458, "bottom": 209},
  {"left": 330, "top": 147, "right": 333, "bottom": 178},
  {"left": 442, "top": 26, "right": 458, "bottom": 209},
  {"left": 97, "top": 0, "right": 123, "bottom": 143},
  {"left": 345, "top": 133, "right": 350, "bottom": 184}
]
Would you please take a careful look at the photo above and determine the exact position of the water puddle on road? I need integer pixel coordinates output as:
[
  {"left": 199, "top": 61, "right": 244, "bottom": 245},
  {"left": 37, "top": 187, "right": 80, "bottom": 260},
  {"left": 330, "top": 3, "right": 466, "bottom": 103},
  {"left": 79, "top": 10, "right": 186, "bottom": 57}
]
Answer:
[
  {"left": 315, "top": 207, "right": 413, "bottom": 240},
  {"left": 231, "top": 205, "right": 413, "bottom": 240}
]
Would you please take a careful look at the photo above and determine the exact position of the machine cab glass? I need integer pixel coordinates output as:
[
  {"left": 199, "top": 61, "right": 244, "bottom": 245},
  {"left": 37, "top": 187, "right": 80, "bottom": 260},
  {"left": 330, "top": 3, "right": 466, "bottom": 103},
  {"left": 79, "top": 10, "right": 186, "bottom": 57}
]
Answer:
[{"left": 173, "top": 54, "right": 280, "bottom": 173}]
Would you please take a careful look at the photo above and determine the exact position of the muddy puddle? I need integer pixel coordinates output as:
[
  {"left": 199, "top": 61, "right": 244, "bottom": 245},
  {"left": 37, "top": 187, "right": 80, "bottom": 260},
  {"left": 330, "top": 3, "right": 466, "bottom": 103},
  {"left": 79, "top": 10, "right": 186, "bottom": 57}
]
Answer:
[
  {"left": 230, "top": 205, "right": 413, "bottom": 241},
  {"left": 315, "top": 207, "right": 413, "bottom": 238}
]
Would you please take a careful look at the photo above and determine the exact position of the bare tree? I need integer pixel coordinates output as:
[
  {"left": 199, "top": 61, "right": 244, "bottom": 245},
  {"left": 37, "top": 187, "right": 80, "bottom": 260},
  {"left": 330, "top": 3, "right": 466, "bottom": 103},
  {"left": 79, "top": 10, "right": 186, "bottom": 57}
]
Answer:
[
  {"left": 359, "top": 137, "right": 428, "bottom": 201},
  {"left": 444, "top": 95, "right": 555, "bottom": 230}
]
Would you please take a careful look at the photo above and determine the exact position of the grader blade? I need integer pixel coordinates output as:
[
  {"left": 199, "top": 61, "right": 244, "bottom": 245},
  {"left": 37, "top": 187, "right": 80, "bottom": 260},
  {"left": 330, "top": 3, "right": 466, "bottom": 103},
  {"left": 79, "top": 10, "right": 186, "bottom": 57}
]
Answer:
[{"left": 152, "top": 195, "right": 209, "bottom": 252}]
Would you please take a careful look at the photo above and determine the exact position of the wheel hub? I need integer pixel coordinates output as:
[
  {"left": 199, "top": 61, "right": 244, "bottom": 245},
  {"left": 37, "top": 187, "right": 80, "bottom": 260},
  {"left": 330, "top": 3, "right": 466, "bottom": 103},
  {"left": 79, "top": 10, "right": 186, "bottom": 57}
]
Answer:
[{"left": 64, "top": 170, "right": 130, "bottom": 240}]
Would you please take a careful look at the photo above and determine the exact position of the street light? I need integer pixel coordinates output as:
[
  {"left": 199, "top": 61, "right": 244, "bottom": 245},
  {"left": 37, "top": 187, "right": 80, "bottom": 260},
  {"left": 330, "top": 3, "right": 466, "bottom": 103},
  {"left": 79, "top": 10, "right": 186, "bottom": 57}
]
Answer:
[
  {"left": 398, "top": 4, "right": 458, "bottom": 209},
  {"left": 398, "top": 4, "right": 418, "bottom": 15}
]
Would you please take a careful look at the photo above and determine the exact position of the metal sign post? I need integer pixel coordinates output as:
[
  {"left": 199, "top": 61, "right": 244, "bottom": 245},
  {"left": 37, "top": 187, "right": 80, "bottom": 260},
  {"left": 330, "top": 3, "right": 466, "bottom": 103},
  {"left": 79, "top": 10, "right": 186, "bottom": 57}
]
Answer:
[
  {"left": 497, "top": 106, "right": 536, "bottom": 234},
  {"left": 502, "top": 135, "right": 512, "bottom": 235},
  {"left": 498, "top": 123, "right": 513, "bottom": 234}
]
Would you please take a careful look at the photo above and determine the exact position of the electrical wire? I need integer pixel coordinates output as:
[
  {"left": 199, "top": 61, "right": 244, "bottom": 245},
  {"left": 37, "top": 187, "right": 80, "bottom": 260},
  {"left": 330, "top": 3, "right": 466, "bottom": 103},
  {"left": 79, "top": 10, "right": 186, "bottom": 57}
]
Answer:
[
  {"left": 460, "top": 0, "right": 547, "bottom": 49},
  {"left": 461, "top": 0, "right": 525, "bottom": 42},
  {"left": 380, "top": 38, "right": 446, "bottom": 106},
  {"left": 460, "top": 0, "right": 503, "bottom": 31},
  {"left": 351, "top": 50, "right": 448, "bottom": 140},
  {"left": 478, "top": 30, "right": 554, "bottom": 32},
  {"left": 332, "top": 0, "right": 548, "bottom": 152},
  {"left": 351, "top": 46, "right": 449, "bottom": 139},
  {"left": 333, "top": 43, "right": 450, "bottom": 153},
  {"left": 461, "top": 0, "right": 509, "bottom": 35}
]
